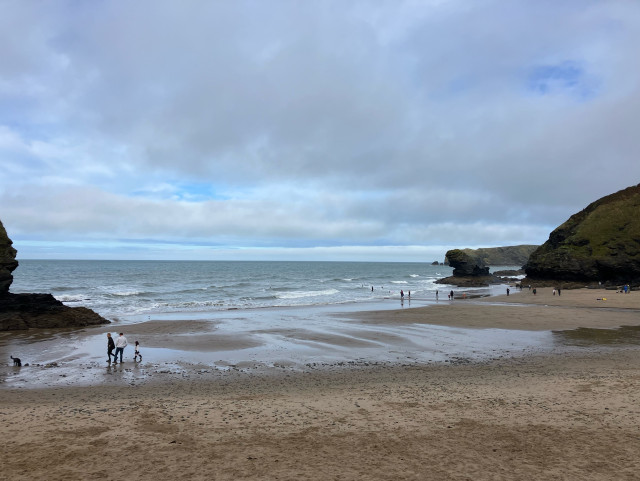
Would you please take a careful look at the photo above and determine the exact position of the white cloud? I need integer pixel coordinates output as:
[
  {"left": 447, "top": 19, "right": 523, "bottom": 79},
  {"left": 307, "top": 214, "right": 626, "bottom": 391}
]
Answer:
[{"left": 1, "top": 0, "right": 639, "bottom": 260}]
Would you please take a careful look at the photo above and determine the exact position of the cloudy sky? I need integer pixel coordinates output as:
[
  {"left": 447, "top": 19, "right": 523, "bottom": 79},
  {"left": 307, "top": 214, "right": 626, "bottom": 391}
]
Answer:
[{"left": 1, "top": 0, "right": 639, "bottom": 261}]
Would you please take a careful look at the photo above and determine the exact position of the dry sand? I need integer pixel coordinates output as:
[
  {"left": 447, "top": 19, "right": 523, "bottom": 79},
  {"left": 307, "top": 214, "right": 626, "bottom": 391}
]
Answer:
[{"left": 2, "top": 289, "right": 640, "bottom": 480}]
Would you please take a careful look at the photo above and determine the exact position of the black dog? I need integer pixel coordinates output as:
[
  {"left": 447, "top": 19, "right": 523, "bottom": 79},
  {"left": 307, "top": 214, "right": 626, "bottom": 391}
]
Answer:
[{"left": 10, "top": 356, "right": 21, "bottom": 367}]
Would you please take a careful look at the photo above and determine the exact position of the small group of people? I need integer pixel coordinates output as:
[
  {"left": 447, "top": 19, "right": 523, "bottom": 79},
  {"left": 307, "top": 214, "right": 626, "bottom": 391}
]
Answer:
[
  {"left": 107, "top": 332, "right": 142, "bottom": 363},
  {"left": 400, "top": 290, "right": 410, "bottom": 300}
]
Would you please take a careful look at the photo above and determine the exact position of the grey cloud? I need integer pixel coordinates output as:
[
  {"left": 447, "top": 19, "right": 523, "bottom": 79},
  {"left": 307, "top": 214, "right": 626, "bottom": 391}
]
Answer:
[{"left": 1, "top": 0, "right": 639, "bottom": 257}]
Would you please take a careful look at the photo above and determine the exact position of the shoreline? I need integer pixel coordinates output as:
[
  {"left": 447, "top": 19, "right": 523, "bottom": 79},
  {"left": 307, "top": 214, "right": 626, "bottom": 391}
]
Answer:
[
  {"left": 347, "top": 287, "right": 640, "bottom": 331},
  {"left": 2, "top": 287, "right": 639, "bottom": 389}
]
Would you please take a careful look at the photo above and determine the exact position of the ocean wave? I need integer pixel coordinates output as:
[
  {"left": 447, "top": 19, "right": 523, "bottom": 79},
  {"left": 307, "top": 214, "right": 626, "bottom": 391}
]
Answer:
[
  {"left": 56, "top": 294, "right": 90, "bottom": 303},
  {"left": 277, "top": 289, "right": 339, "bottom": 299},
  {"left": 390, "top": 281, "right": 408, "bottom": 284},
  {"left": 111, "top": 290, "right": 145, "bottom": 297},
  {"left": 409, "top": 274, "right": 420, "bottom": 278}
]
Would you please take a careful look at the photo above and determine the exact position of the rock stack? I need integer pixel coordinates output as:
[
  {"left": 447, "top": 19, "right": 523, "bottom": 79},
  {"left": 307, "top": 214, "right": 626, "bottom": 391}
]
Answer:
[{"left": 436, "top": 249, "right": 500, "bottom": 287}]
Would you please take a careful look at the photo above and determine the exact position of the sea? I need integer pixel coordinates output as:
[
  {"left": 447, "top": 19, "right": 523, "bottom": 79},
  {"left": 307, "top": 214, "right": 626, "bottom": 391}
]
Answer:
[{"left": 10, "top": 259, "right": 474, "bottom": 319}]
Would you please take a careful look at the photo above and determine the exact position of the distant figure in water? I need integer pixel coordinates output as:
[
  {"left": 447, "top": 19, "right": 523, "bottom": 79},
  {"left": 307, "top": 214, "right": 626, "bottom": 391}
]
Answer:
[
  {"left": 506, "top": 288, "right": 510, "bottom": 296},
  {"left": 450, "top": 290, "right": 454, "bottom": 300},
  {"left": 436, "top": 290, "right": 439, "bottom": 300},
  {"left": 371, "top": 286, "right": 374, "bottom": 292},
  {"left": 400, "top": 290, "right": 404, "bottom": 300},
  {"left": 408, "top": 291, "right": 410, "bottom": 298}
]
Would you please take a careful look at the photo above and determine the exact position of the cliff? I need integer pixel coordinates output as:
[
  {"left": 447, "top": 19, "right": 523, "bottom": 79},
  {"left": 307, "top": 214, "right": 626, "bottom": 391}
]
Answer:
[
  {"left": 0, "top": 220, "right": 19, "bottom": 294},
  {"left": 458, "top": 245, "right": 538, "bottom": 266},
  {"left": 0, "top": 219, "right": 110, "bottom": 330},
  {"left": 524, "top": 184, "right": 640, "bottom": 283}
]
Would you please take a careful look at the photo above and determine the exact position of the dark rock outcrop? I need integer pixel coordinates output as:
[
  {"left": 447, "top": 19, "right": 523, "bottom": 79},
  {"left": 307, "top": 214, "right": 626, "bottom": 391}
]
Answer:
[
  {"left": 436, "top": 249, "right": 502, "bottom": 286},
  {"left": 493, "top": 269, "right": 525, "bottom": 277},
  {"left": 524, "top": 184, "right": 640, "bottom": 284},
  {"left": 0, "top": 293, "right": 109, "bottom": 330},
  {"left": 0, "top": 219, "right": 110, "bottom": 330},
  {"left": 445, "top": 249, "right": 491, "bottom": 277},
  {"left": 0, "top": 221, "right": 19, "bottom": 295},
  {"left": 436, "top": 275, "right": 499, "bottom": 287}
]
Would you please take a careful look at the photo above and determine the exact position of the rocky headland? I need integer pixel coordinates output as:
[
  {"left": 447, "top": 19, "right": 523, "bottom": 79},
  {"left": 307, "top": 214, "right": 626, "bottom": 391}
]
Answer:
[
  {"left": 524, "top": 184, "right": 640, "bottom": 286},
  {"left": 0, "top": 220, "right": 110, "bottom": 330},
  {"left": 457, "top": 245, "right": 538, "bottom": 266}
]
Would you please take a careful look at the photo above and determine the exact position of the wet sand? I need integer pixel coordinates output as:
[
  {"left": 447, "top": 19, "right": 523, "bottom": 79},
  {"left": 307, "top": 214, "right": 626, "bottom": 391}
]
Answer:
[
  {"left": 351, "top": 287, "right": 640, "bottom": 330},
  {"left": 2, "top": 288, "right": 640, "bottom": 480}
]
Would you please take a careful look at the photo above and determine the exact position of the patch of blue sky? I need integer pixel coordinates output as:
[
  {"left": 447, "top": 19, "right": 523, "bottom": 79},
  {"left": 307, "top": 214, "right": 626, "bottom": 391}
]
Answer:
[
  {"left": 131, "top": 182, "right": 232, "bottom": 202},
  {"left": 527, "top": 61, "right": 599, "bottom": 100}
]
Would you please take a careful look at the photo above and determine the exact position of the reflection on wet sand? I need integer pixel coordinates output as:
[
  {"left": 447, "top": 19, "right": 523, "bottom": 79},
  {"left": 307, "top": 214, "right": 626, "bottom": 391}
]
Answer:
[
  {"left": 553, "top": 325, "right": 640, "bottom": 347},
  {"left": 2, "top": 288, "right": 639, "bottom": 389}
]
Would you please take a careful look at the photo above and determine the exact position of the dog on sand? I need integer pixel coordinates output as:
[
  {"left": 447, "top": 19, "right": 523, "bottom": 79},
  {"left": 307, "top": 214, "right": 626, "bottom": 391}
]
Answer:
[{"left": 10, "top": 356, "right": 22, "bottom": 367}]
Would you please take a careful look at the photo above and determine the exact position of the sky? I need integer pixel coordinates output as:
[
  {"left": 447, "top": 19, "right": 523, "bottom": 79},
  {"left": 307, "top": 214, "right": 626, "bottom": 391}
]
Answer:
[{"left": 1, "top": 0, "right": 639, "bottom": 262}]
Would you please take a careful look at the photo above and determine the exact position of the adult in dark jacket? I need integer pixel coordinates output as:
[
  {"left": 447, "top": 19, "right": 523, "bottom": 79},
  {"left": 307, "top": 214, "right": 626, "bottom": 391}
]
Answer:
[{"left": 107, "top": 333, "right": 115, "bottom": 363}]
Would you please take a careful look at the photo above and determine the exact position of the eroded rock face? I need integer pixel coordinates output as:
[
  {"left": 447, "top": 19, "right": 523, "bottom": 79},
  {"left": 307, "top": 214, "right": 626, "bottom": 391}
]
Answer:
[
  {"left": 0, "top": 293, "right": 109, "bottom": 330},
  {"left": 458, "top": 245, "right": 538, "bottom": 266},
  {"left": 445, "top": 249, "right": 491, "bottom": 277},
  {"left": 0, "top": 219, "right": 110, "bottom": 330},
  {"left": 524, "top": 184, "right": 640, "bottom": 283},
  {"left": 0, "top": 220, "right": 19, "bottom": 295}
]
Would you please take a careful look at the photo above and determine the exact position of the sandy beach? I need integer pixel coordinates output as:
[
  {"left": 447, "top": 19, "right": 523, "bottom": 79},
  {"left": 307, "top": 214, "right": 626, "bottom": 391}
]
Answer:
[
  {"left": 2, "top": 288, "right": 640, "bottom": 480},
  {"left": 352, "top": 286, "right": 640, "bottom": 331}
]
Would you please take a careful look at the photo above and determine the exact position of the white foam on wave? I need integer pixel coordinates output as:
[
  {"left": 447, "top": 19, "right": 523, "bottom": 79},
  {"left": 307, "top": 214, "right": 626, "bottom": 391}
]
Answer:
[
  {"left": 410, "top": 274, "right": 420, "bottom": 278},
  {"left": 277, "top": 289, "right": 339, "bottom": 299},
  {"left": 112, "top": 291, "right": 142, "bottom": 297},
  {"left": 56, "top": 294, "right": 88, "bottom": 303},
  {"left": 390, "top": 280, "right": 408, "bottom": 284}
]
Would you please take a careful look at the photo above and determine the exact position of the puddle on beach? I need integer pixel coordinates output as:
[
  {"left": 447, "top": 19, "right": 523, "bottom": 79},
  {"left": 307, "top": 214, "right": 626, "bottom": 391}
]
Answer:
[
  {"left": 553, "top": 325, "right": 640, "bottom": 347},
  {"left": 1, "top": 319, "right": 553, "bottom": 389},
  {"left": 4, "top": 298, "right": 620, "bottom": 389}
]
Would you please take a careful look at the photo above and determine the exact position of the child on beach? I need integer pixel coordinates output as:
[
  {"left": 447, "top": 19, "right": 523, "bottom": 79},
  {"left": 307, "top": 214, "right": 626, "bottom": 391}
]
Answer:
[{"left": 134, "top": 341, "right": 142, "bottom": 362}]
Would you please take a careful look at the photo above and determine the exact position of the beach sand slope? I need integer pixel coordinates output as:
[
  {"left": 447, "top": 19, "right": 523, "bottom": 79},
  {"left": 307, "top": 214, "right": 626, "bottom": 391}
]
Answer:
[{"left": 2, "top": 350, "right": 640, "bottom": 480}]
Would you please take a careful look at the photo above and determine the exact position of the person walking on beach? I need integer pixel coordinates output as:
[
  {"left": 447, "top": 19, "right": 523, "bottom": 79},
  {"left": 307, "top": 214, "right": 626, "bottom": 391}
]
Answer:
[
  {"left": 107, "top": 333, "right": 115, "bottom": 363},
  {"left": 450, "top": 290, "right": 454, "bottom": 300},
  {"left": 506, "top": 288, "right": 510, "bottom": 296},
  {"left": 400, "top": 290, "right": 404, "bottom": 300},
  {"left": 436, "top": 290, "right": 439, "bottom": 300},
  {"left": 113, "top": 332, "right": 127, "bottom": 363},
  {"left": 133, "top": 340, "right": 142, "bottom": 362}
]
